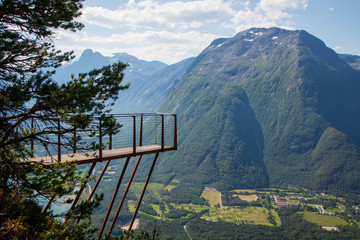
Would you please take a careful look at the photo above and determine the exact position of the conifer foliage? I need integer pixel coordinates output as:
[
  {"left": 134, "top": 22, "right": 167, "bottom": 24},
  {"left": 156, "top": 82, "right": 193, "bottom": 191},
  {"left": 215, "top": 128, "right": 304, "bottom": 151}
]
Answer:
[{"left": 0, "top": 1, "right": 129, "bottom": 238}]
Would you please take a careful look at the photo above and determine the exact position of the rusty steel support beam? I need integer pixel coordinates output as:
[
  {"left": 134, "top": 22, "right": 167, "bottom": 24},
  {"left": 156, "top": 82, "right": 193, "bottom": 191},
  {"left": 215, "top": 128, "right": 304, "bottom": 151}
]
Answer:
[
  {"left": 128, "top": 152, "right": 159, "bottom": 231},
  {"left": 42, "top": 171, "right": 70, "bottom": 213},
  {"left": 65, "top": 162, "right": 97, "bottom": 222},
  {"left": 72, "top": 160, "right": 111, "bottom": 231},
  {"left": 88, "top": 160, "right": 111, "bottom": 201},
  {"left": 97, "top": 157, "right": 131, "bottom": 239},
  {"left": 105, "top": 155, "right": 143, "bottom": 238}
]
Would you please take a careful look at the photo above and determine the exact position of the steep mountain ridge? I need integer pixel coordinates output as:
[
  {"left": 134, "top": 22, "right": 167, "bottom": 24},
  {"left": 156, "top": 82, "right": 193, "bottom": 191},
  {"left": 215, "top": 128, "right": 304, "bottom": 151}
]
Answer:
[
  {"left": 155, "top": 27, "right": 360, "bottom": 194},
  {"left": 113, "top": 57, "right": 194, "bottom": 113},
  {"left": 339, "top": 54, "right": 360, "bottom": 71}
]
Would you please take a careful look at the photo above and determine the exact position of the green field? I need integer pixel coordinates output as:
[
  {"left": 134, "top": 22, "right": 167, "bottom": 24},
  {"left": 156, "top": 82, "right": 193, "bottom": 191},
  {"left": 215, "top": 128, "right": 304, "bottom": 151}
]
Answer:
[
  {"left": 113, "top": 184, "right": 354, "bottom": 230},
  {"left": 202, "top": 206, "right": 279, "bottom": 226},
  {"left": 173, "top": 203, "right": 211, "bottom": 213},
  {"left": 201, "top": 190, "right": 221, "bottom": 207},
  {"left": 301, "top": 212, "right": 349, "bottom": 227},
  {"left": 231, "top": 189, "right": 258, "bottom": 194},
  {"left": 129, "top": 182, "right": 165, "bottom": 201},
  {"left": 231, "top": 188, "right": 298, "bottom": 195},
  {"left": 164, "top": 184, "right": 176, "bottom": 191},
  {"left": 288, "top": 199, "right": 300, "bottom": 205},
  {"left": 271, "top": 209, "right": 281, "bottom": 226}
]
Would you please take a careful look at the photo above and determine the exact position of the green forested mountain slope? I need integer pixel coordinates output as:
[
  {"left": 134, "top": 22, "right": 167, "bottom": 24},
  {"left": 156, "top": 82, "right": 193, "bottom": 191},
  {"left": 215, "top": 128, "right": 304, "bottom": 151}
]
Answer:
[
  {"left": 154, "top": 28, "right": 360, "bottom": 194},
  {"left": 113, "top": 57, "right": 194, "bottom": 113}
]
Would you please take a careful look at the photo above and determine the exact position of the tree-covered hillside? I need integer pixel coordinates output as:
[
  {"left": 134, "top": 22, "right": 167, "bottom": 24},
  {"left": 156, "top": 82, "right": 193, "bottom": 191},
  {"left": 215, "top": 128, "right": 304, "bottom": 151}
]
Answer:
[{"left": 154, "top": 27, "right": 360, "bottom": 195}]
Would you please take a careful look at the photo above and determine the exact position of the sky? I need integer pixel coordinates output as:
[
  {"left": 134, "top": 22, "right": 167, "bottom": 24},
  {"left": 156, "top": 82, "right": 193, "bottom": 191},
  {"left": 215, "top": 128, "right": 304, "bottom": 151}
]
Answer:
[{"left": 54, "top": 0, "right": 360, "bottom": 65}]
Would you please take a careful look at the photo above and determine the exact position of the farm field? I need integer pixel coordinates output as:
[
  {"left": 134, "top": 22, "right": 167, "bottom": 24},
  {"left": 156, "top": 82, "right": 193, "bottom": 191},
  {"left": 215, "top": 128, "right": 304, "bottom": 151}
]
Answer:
[
  {"left": 93, "top": 181, "right": 358, "bottom": 235},
  {"left": 129, "top": 182, "right": 165, "bottom": 200},
  {"left": 172, "top": 203, "right": 210, "bottom": 213},
  {"left": 301, "top": 212, "right": 349, "bottom": 227},
  {"left": 233, "top": 194, "right": 259, "bottom": 202},
  {"left": 201, "top": 189, "right": 221, "bottom": 207},
  {"left": 230, "top": 188, "right": 300, "bottom": 195},
  {"left": 201, "top": 206, "right": 279, "bottom": 226}
]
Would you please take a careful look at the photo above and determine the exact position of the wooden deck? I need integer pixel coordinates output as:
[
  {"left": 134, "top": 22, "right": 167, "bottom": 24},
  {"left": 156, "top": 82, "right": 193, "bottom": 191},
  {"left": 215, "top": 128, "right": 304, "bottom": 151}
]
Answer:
[{"left": 27, "top": 145, "right": 175, "bottom": 165}]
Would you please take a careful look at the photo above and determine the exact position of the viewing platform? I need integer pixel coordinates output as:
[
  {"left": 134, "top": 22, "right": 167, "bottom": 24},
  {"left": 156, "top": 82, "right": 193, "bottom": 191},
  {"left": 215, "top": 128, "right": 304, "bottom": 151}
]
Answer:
[
  {"left": 27, "top": 113, "right": 177, "bottom": 165},
  {"left": 26, "top": 113, "right": 177, "bottom": 239}
]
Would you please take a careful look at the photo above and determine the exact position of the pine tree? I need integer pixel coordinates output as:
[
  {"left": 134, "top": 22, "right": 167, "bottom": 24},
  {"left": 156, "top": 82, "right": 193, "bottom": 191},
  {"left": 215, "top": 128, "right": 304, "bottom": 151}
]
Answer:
[{"left": 0, "top": 1, "right": 129, "bottom": 238}]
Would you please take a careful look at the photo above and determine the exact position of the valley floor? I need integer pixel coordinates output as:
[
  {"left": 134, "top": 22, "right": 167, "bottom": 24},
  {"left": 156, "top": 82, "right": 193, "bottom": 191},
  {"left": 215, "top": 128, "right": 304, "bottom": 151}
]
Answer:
[{"left": 89, "top": 180, "right": 360, "bottom": 239}]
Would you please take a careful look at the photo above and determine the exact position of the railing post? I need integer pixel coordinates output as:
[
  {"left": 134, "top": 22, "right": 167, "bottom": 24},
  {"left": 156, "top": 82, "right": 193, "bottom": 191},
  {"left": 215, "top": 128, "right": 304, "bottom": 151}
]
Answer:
[
  {"left": 161, "top": 114, "right": 164, "bottom": 151},
  {"left": 133, "top": 115, "right": 136, "bottom": 155},
  {"left": 109, "top": 133, "right": 112, "bottom": 150},
  {"left": 154, "top": 115, "right": 157, "bottom": 144},
  {"left": 58, "top": 118, "right": 61, "bottom": 162},
  {"left": 99, "top": 118, "right": 102, "bottom": 160},
  {"left": 140, "top": 114, "right": 143, "bottom": 146},
  {"left": 173, "top": 114, "right": 177, "bottom": 150},
  {"left": 31, "top": 118, "right": 34, "bottom": 158},
  {"left": 73, "top": 128, "right": 77, "bottom": 154}
]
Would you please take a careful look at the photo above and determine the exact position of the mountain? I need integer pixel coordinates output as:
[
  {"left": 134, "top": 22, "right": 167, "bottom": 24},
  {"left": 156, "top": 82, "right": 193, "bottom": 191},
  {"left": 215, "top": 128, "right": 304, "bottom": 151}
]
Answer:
[
  {"left": 339, "top": 53, "right": 360, "bottom": 71},
  {"left": 54, "top": 49, "right": 167, "bottom": 84},
  {"left": 52, "top": 49, "right": 169, "bottom": 112},
  {"left": 153, "top": 27, "right": 360, "bottom": 195},
  {"left": 112, "top": 57, "right": 194, "bottom": 113}
]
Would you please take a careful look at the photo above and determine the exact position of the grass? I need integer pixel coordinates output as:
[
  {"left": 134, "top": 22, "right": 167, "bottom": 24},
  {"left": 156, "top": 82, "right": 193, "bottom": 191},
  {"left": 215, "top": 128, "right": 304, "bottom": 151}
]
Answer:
[
  {"left": 230, "top": 188, "right": 297, "bottom": 195},
  {"left": 173, "top": 203, "right": 211, "bottom": 213},
  {"left": 202, "top": 206, "right": 277, "bottom": 226},
  {"left": 129, "top": 182, "right": 165, "bottom": 200},
  {"left": 152, "top": 204, "right": 162, "bottom": 215},
  {"left": 326, "top": 207, "right": 342, "bottom": 213},
  {"left": 271, "top": 209, "right": 281, "bottom": 226},
  {"left": 201, "top": 190, "right": 221, "bottom": 207},
  {"left": 128, "top": 200, "right": 136, "bottom": 212},
  {"left": 233, "top": 194, "right": 259, "bottom": 202},
  {"left": 231, "top": 189, "right": 257, "bottom": 194},
  {"left": 288, "top": 199, "right": 301, "bottom": 205},
  {"left": 301, "top": 212, "right": 349, "bottom": 227},
  {"left": 338, "top": 203, "right": 346, "bottom": 211},
  {"left": 164, "top": 185, "right": 176, "bottom": 191}
]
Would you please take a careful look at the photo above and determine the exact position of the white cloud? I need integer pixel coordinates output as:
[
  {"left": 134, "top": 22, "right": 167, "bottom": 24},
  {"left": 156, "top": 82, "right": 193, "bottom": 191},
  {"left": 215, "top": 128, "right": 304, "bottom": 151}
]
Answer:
[
  {"left": 81, "top": 0, "right": 234, "bottom": 30},
  {"left": 228, "top": 0, "right": 309, "bottom": 32},
  {"left": 328, "top": 7, "right": 335, "bottom": 12},
  {"left": 55, "top": 29, "right": 219, "bottom": 64},
  {"left": 55, "top": 0, "right": 310, "bottom": 64}
]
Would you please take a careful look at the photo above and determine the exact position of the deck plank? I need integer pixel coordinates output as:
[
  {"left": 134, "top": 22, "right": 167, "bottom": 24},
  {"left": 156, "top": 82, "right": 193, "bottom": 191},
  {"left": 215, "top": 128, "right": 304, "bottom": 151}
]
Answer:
[{"left": 27, "top": 145, "right": 175, "bottom": 165}]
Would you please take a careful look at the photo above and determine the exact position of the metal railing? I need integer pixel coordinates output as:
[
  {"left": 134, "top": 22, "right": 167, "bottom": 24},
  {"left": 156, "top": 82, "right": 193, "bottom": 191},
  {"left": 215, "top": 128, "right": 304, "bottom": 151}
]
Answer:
[{"left": 27, "top": 113, "right": 177, "bottom": 161}]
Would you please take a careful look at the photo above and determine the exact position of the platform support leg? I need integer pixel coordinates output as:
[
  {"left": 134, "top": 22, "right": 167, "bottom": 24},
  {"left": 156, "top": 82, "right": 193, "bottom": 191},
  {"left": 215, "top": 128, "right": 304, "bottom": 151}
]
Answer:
[
  {"left": 97, "top": 157, "right": 131, "bottom": 239},
  {"left": 128, "top": 152, "right": 159, "bottom": 231},
  {"left": 105, "top": 155, "right": 143, "bottom": 238}
]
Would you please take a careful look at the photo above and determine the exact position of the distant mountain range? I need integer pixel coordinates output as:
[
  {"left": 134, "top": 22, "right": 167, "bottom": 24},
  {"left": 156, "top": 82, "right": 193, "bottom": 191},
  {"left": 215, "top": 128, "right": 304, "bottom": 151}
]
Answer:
[
  {"left": 54, "top": 28, "right": 360, "bottom": 195},
  {"left": 53, "top": 49, "right": 169, "bottom": 112}
]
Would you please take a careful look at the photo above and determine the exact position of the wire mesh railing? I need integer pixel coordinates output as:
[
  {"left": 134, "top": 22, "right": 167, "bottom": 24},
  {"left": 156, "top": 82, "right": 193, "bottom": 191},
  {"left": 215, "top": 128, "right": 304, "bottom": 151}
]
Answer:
[{"left": 26, "top": 113, "right": 177, "bottom": 162}]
